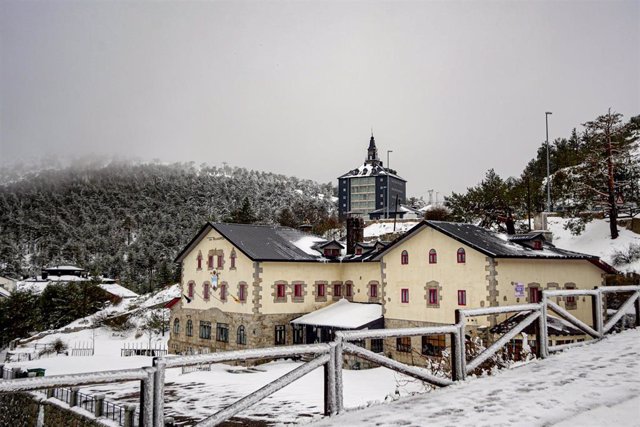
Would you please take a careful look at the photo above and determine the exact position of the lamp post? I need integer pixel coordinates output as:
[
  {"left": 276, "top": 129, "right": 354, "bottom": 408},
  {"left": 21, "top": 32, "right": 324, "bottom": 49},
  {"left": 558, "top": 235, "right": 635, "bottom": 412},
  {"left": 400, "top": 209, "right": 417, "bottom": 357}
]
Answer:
[
  {"left": 386, "top": 150, "right": 393, "bottom": 219},
  {"left": 545, "top": 111, "right": 553, "bottom": 212}
]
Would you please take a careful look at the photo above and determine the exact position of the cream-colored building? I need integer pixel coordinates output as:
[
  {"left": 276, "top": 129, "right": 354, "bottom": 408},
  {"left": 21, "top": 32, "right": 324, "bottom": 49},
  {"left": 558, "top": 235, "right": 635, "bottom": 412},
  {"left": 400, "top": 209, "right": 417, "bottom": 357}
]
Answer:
[{"left": 168, "top": 221, "right": 612, "bottom": 363}]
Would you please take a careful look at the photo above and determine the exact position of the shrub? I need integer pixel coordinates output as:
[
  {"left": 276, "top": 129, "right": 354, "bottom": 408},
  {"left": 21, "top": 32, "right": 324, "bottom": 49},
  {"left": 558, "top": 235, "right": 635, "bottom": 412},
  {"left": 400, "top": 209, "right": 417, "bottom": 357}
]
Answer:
[{"left": 612, "top": 243, "right": 640, "bottom": 266}]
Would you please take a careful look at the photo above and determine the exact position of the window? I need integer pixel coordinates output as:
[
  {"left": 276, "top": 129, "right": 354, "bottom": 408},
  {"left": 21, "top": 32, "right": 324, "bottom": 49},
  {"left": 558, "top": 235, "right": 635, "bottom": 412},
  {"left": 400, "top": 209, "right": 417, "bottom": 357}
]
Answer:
[
  {"left": 203, "top": 282, "right": 210, "bottom": 300},
  {"left": 529, "top": 287, "right": 541, "bottom": 303},
  {"left": 237, "top": 325, "right": 246, "bottom": 345},
  {"left": 429, "top": 249, "right": 437, "bottom": 264},
  {"left": 565, "top": 284, "right": 577, "bottom": 309},
  {"left": 355, "top": 248, "right": 363, "bottom": 255},
  {"left": 428, "top": 288, "right": 438, "bottom": 305},
  {"left": 207, "top": 254, "right": 214, "bottom": 269},
  {"left": 220, "top": 283, "right": 227, "bottom": 301},
  {"left": 293, "top": 324, "right": 304, "bottom": 344},
  {"left": 216, "top": 323, "right": 229, "bottom": 342},
  {"left": 370, "top": 283, "right": 378, "bottom": 298},
  {"left": 333, "top": 284, "right": 342, "bottom": 297},
  {"left": 239, "top": 284, "right": 247, "bottom": 302},
  {"left": 317, "top": 283, "right": 326, "bottom": 297},
  {"left": 186, "top": 320, "right": 193, "bottom": 337},
  {"left": 294, "top": 283, "right": 303, "bottom": 299},
  {"left": 173, "top": 319, "right": 180, "bottom": 335},
  {"left": 324, "top": 248, "right": 340, "bottom": 257},
  {"left": 217, "top": 253, "right": 224, "bottom": 268},
  {"left": 187, "top": 282, "right": 194, "bottom": 299},
  {"left": 197, "top": 253, "right": 202, "bottom": 270},
  {"left": 533, "top": 240, "right": 543, "bottom": 250},
  {"left": 346, "top": 283, "right": 353, "bottom": 297},
  {"left": 422, "top": 335, "right": 446, "bottom": 357},
  {"left": 275, "top": 325, "right": 286, "bottom": 345},
  {"left": 230, "top": 251, "right": 236, "bottom": 269},
  {"left": 457, "top": 290, "right": 467, "bottom": 306},
  {"left": 401, "top": 288, "right": 409, "bottom": 303},
  {"left": 396, "top": 337, "right": 411, "bottom": 352},
  {"left": 401, "top": 250, "right": 409, "bottom": 265},
  {"left": 457, "top": 248, "right": 466, "bottom": 263},
  {"left": 276, "top": 283, "right": 286, "bottom": 299},
  {"left": 199, "top": 321, "right": 212, "bottom": 340},
  {"left": 371, "top": 339, "right": 383, "bottom": 353}
]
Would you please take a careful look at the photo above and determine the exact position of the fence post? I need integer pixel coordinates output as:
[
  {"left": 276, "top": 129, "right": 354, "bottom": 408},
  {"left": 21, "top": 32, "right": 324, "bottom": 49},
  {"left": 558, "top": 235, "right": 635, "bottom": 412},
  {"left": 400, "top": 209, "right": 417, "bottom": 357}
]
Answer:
[
  {"left": 69, "top": 387, "right": 79, "bottom": 407},
  {"left": 324, "top": 342, "right": 337, "bottom": 416},
  {"left": 94, "top": 394, "right": 105, "bottom": 418},
  {"left": 455, "top": 310, "right": 467, "bottom": 378},
  {"left": 140, "top": 366, "right": 155, "bottom": 427},
  {"left": 334, "top": 337, "right": 344, "bottom": 414},
  {"left": 124, "top": 404, "right": 137, "bottom": 427},
  {"left": 449, "top": 329, "right": 463, "bottom": 381},
  {"left": 592, "top": 287, "right": 604, "bottom": 338},
  {"left": 153, "top": 357, "right": 166, "bottom": 427},
  {"left": 635, "top": 293, "right": 640, "bottom": 328},
  {"left": 538, "top": 296, "right": 548, "bottom": 359},
  {"left": 46, "top": 388, "right": 54, "bottom": 399}
]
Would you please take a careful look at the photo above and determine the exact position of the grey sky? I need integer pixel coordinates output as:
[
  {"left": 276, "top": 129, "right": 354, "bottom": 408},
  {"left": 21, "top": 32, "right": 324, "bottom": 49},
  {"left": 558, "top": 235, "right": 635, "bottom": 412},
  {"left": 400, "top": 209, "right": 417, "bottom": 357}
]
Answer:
[{"left": 1, "top": 1, "right": 638, "bottom": 199}]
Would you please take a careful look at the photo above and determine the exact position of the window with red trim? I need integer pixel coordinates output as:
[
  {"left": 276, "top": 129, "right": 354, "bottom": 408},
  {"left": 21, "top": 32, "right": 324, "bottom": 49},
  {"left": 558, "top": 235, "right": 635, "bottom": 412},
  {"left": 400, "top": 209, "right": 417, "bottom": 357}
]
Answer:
[
  {"left": 428, "top": 288, "right": 438, "bottom": 305},
  {"left": 401, "top": 250, "right": 409, "bottom": 265},
  {"left": 429, "top": 249, "right": 437, "bottom": 264},
  {"left": 457, "top": 290, "right": 466, "bottom": 306},
  {"left": 533, "top": 240, "right": 543, "bottom": 250},
  {"left": 529, "top": 287, "right": 541, "bottom": 303},
  {"left": 401, "top": 288, "right": 409, "bottom": 303},
  {"left": 230, "top": 252, "right": 236, "bottom": 269},
  {"left": 317, "top": 283, "right": 326, "bottom": 297},
  {"left": 187, "top": 282, "right": 194, "bottom": 299},
  {"left": 217, "top": 253, "right": 224, "bottom": 268},
  {"left": 197, "top": 254, "right": 202, "bottom": 270},
  {"left": 355, "top": 248, "right": 362, "bottom": 255},
  {"left": 239, "top": 284, "right": 247, "bottom": 302},
  {"left": 457, "top": 248, "right": 466, "bottom": 263},
  {"left": 346, "top": 283, "right": 353, "bottom": 297},
  {"left": 220, "top": 284, "right": 227, "bottom": 301},
  {"left": 203, "top": 282, "right": 210, "bottom": 300},
  {"left": 294, "top": 283, "right": 303, "bottom": 298},
  {"left": 277, "top": 283, "right": 286, "bottom": 299},
  {"left": 207, "top": 255, "right": 214, "bottom": 269},
  {"left": 334, "top": 284, "right": 342, "bottom": 297},
  {"left": 370, "top": 284, "right": 378, "bottom": 298}
]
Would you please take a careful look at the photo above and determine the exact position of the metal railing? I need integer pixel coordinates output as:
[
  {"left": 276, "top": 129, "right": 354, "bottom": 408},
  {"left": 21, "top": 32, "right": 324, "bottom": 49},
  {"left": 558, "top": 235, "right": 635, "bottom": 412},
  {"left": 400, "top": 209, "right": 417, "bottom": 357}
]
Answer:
[{"left": 1, "top": 285, "right": 638, "bottom": 427}]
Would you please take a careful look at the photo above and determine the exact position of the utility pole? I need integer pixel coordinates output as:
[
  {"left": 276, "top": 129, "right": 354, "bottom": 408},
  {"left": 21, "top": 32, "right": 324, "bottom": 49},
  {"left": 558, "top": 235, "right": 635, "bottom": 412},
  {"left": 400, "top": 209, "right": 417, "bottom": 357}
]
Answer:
[
  {"left": 386, "top": 150, "right": 393, "bottom": 219},
  {"left": 545, "top": 111, "right": 553, "bottom": 212}
]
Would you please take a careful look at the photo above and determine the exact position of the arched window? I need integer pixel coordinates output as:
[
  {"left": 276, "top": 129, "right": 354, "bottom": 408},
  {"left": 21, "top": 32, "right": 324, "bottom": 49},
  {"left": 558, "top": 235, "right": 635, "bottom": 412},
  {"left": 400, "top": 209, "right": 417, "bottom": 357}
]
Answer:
[
  {"left": 196, "top": 252, "right": 203, "bottom": 270},
  {"left": 429, "top": 249, "right": 437, "bottom": 264},
  {"left": 457, "top": 248, "right": 466, "bottom": 263},
  {"left": 401, "top": 250, "right": 409, "bottom": 265},
  {"left": 230, "top": 250, "right": 237, "bottom": 269},
  {"left": 237, "top": 325, "right": 246, "bottom": 345},
  {"left": 186, "top": 320, "right": 193, "bottom": 337},
  {"left": 173, "top": 318, "right": 180, "bottom": 334},
  {"left": 187, "top": 282, "right": 195, "bottom": 299},
  {"left": 203, "top": 282, "right": 210, "bottom": 300}
]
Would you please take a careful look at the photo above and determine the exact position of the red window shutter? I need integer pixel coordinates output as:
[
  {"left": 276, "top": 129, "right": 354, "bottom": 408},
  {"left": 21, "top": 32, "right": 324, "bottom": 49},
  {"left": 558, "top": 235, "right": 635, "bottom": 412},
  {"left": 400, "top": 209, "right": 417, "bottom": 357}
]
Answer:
[
  {"left": 197, "top": 256, "right": 202, "bottom": 270},
  {"left": 217, "top": 254, "right": 223, "bottom": 268},
  {"left": 429, "top": 288, "right": 438, "bottom": 304},
  {"left": 457, "top": 248, "right": 466, "bottom": 263},
  {"left": 334, "top": 284, "right": 342, "bottom": 297},
  {"left": 457, "top": 290, "right": 466, "bottom": 306},
  {"left": 188, "top": 282, "right": 194, "bottom": 298},
  {"left": 221, "top": 284, "right": 227, "bottom": 301},
  {"left": 401, "top": 288, "right": 409, "bottom": 303},
  {"left": 294, "top": 283, "right": 302, "bottom": 298},
  {"left": 371, "top": 284, "right": 377, "bottom": 298},
  {"left": 231, "top": 255, "right": 236, "bottom": 269},
  {"left": 318, "top": 283, "right": 325, "bottom": 297},
  {"left": 277, "top": 284, "right": 285, "bottom": 298},
  {"left": 208, "top": 255, "right": 213, "bottom": 269}
]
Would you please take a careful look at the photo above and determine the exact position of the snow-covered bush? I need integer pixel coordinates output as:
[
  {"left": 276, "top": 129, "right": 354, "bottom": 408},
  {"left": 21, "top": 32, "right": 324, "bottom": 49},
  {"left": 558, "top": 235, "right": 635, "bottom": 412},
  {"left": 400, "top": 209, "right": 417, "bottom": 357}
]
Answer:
[{"left": 612, "top": 243, "right": 640, "bottom": 266}]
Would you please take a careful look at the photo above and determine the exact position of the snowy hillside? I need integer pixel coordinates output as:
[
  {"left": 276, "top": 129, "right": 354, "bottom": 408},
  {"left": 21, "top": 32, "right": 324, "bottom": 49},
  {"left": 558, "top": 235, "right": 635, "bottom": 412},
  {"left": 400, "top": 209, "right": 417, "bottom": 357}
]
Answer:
[{"left": 548, "top": 217, "right": 640, "bottom": 273}]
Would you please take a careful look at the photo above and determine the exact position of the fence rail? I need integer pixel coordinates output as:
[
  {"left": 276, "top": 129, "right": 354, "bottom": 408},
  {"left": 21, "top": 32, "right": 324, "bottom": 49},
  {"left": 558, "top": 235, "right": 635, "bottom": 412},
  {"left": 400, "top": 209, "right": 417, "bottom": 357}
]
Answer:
[{"left": 1, "top": 285, "right": 639, "bottom": 427}]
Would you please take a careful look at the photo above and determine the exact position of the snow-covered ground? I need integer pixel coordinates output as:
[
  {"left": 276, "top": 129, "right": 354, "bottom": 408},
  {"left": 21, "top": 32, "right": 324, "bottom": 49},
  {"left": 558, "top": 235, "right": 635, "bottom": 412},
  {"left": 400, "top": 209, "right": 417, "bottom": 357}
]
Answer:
[
  {"left": 310, "top": 328, "right": 640, "bottom": 427},
  {"left": 548, "top": 217, "right": 640, "bottom": 272}
]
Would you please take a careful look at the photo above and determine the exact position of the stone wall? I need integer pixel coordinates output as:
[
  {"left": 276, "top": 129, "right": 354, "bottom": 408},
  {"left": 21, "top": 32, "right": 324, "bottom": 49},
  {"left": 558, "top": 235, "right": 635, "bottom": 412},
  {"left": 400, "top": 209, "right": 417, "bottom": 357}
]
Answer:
[{"left": 0, "top": 393, "right": 106, "bottom": 427}]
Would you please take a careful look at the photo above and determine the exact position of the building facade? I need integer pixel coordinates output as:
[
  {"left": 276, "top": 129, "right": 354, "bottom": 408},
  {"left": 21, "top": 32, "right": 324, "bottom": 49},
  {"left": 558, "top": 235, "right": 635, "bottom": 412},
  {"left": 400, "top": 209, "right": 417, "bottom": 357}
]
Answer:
[
  {"left": 338, "top": 134, "right": 406, "bottom": 219},
  {"left": 168, "top": 221, "right": 612, "bottom": 365}
]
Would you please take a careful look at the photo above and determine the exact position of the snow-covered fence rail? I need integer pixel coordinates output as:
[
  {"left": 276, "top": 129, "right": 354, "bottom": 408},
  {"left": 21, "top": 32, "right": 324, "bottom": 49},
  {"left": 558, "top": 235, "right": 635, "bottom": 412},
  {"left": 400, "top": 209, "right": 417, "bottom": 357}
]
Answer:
[
  {"left": 152, "top": 343, "right": 335, "bottom": 427},
  {"left": 121, "top": 342, "right": 168, "bottom": 357},
  {"left": 0, "top": 367, "right": 153, "bottom": 427}
]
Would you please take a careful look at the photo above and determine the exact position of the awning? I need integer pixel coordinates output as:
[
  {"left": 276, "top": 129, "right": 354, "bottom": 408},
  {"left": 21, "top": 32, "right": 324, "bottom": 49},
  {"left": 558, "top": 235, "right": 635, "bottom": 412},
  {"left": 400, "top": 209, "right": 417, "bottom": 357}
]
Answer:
[{"left": 291, "top": 299, "right": 382, "bottom": 329}]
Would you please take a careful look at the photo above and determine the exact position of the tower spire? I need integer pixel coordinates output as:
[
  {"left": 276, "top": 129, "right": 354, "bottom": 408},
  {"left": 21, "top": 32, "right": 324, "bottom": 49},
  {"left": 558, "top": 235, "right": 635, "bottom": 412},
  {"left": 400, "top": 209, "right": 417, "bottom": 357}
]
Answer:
[{"left": 365, "top": 132, "right": 381, "bottom": 166}]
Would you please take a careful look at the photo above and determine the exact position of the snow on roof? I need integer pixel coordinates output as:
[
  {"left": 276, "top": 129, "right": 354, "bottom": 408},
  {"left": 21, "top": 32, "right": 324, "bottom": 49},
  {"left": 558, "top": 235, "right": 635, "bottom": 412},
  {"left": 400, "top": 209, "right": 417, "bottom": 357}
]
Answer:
[
  {"left": 291, "top": 299, "right": 382, "bottom": 329},
  {"left": 292, "top": 235, "right": 327, "bottom": 256},
  {"left": 339, "top": 163, "right": 405, "bottom": 181},
  {"left": 363, "top": 221, "right": 421, "bottom": 238},
  {"left": 141, "top": 283, "right": 181, "bottom": 307},
  {"left": 45, "top": 265, "right": 84, "bottom": 271},
  {"left": 99, "top": 283, "right": 139, "bottom": 298}
]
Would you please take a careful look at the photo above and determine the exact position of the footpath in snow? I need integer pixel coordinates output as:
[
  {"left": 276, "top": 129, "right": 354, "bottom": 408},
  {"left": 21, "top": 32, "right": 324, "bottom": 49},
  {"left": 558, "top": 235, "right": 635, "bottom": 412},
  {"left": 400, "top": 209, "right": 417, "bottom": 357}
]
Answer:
[{"left": 310, "top": 329, "right": 640, "bottom": 427}]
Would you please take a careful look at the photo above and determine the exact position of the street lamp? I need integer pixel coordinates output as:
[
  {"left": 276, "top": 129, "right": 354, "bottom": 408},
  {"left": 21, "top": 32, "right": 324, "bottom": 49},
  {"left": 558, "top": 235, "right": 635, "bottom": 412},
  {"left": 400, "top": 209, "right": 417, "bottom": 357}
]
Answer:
[
  {"left": 386, "top": 150, "right": 393, "bottom": 219},
  {"left": 545, "top": 112, "right": 553, "bottom": 212}
]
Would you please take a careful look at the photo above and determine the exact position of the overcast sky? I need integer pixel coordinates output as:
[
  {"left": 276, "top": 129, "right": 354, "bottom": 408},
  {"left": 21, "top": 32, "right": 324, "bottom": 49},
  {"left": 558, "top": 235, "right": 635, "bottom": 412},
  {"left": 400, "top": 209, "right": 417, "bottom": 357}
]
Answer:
[{"left": 1, "top": 1, "right": 638, "bottom": 198}]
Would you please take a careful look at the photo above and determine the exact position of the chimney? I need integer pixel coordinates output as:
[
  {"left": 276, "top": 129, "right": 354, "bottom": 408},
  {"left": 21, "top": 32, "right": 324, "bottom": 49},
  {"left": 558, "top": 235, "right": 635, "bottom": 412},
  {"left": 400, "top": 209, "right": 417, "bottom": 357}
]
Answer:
[
  {"left": 346, "top": 217, "right": 364, "bottom": 255},
  {"left": 506, "top": 211, "right": 516, "bottom": 235}
]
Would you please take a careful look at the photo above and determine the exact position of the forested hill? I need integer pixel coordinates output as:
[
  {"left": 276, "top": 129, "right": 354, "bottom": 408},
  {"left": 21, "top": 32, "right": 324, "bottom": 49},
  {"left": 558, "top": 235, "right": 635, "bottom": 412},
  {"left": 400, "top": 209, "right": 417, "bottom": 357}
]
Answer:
[{"left": 0, "top": 162, "right": 336, "bottom": 292}]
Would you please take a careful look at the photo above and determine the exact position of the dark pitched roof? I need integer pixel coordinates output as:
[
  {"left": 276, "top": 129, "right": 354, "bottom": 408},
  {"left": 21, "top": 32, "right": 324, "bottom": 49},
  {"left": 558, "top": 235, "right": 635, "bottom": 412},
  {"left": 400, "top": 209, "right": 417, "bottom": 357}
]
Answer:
[
  {"left": 508, "top": 232, "right": 546, "bottom": 242},
  {"left": 373, "top": 220, "right": 603, "bottom": 262},
  {"left": 175, "top": 222, "right": 328, "bottom": 263}
]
